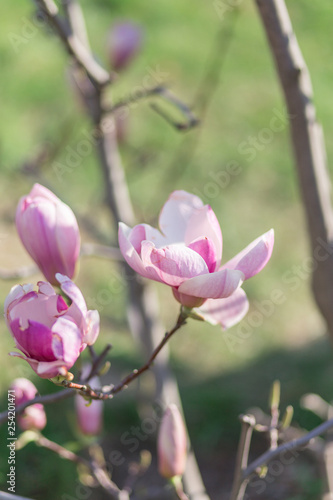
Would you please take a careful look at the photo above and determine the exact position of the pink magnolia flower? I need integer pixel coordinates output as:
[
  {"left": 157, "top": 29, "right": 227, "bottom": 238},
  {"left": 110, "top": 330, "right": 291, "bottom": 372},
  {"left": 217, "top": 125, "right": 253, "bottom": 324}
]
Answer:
[
  {"left": 5, "top": 274, "right": 100, "bottom": 379},
  {"left": 75, "top": 371, "right": 103, "bottom": 436},
  {"left": 107, "top": 22, "right": 143, "bottom": 71},
  {"left": 119, "top": 190, "right": 274, "bottom": 329},
  {"left": 10, "top": 378, "right": 46, "bottom": 431},
  {"left": 16, "top": 184, "right": 80, "bottom": 285},
  {"left": 158, "top": 404, "right": 187, "bottom": 479}
]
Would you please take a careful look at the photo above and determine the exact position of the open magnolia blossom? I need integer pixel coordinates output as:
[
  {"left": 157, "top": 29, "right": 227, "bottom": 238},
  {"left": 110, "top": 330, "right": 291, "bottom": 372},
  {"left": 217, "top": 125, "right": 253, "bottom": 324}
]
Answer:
[
  {"left": 5, "top": 274, "right": 99, "bottom": 379},
  {"left": 119, "top": 190, "right": 274, "bottom": 329},
  {"left": 16, "top": 183, "right": 80, "bottom": 285}
]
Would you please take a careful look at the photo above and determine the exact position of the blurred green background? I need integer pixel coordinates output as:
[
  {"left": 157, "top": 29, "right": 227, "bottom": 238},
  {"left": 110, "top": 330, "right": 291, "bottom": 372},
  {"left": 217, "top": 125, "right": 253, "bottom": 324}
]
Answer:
[{"left": 1, "top": 0, "right": 333, "bottom": 498}]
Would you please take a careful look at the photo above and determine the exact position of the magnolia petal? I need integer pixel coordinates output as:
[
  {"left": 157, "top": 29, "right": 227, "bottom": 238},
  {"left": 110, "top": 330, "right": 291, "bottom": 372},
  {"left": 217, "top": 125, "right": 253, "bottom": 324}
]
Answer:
[
  {"left": 158, "top": 190, "right": 204, "bottom": 243},
  {"left": 56, "top": 274, "right": 87, "bottom": 328},
  {"left": 29, "top": 183, "right": 61, "bottom": 204},
  {"left": 38, "top": 281, "right": 56, "bottom": 297},
  {"left": 52, "top": 317, "right": 82, "bottom": 366},
  {"left": 185, "top": 205, "right": 223, "bottom": 269},
  {"left": 4, "top": 284, "right": 34, "bottom": 327},
  {"left": 10, "top": 351, "right": 69, "bottom": 378},
  {"left": 54, "top": 202, "right": 81, "bottom": 279},
  {"left": 223, "top": 229, "right": 274, "bottom": 280},
  {"left": 10, "top": 319, "right": 58, "bottom": 362},
  {"left": 198, "top": 288, "right": 249, "bottom": 329},
  {"left": 83, "top": 310, "right": 100, "bottom": 346},
  {"left": 129, "top": 223, "right": 166, "bottom": 253},
  {"left": 178, "top": 269, "right": 244, "bottom": 299},
  {"left": 118, "top": 223, "right": 165, "bottom": 282},
  {"left": 141, "top": 241, "right": 209, "bottom": 287},
  {"left": 188, "top": 236, "right": 217, "bottom": 273}
]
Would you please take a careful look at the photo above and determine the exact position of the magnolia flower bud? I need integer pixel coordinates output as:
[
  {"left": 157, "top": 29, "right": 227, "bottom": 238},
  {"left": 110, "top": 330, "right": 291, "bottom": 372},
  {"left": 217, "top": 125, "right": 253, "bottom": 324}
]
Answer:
[
  {"left": 10, "top": 378, "right": 46, "bottom": 431},
  {"left": 16, "top": 183, "right": 80, "bottom": 285},
  {"left": 75, "top": 373, "right": 103, "bottom": 436},
  {"left": 5, "top": 274, "right": 100, "bottom": 379},
  {"left": 157, "top": 404, "right": 187, "bottom": 479},
  {"left": 107, "top": 22, "right": 143, "bottom": 71}
]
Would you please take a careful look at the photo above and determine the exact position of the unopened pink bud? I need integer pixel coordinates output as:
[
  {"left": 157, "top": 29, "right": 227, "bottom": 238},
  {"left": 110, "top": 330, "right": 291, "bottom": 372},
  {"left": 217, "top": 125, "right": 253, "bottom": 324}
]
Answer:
[
  {"left": 75, "top": 374, "right": 103, "bottom": 436},
  {"left": 16, "top": 183, "right": 80, "bottom": 285},
  {"left": 157, "top": 404, "right": 187, "bottom": 479},
  {"left": 107, "top": 22, "right": 143, "bottom": 71},
  {"left": 10, "top": 378, "right": 46, "bottom": 431}
]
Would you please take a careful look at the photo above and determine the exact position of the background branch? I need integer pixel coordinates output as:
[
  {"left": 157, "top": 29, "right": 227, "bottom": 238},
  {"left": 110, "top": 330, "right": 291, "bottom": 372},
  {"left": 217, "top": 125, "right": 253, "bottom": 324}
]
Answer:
[{"left": 255, "top": 0, "right": 333, "bottom": 341}]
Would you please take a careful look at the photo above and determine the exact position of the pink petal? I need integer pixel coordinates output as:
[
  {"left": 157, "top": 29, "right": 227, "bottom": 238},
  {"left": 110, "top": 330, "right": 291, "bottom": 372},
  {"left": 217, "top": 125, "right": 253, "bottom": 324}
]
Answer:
[
  {"left": 56, "top": 274, "right": 87, "bottom": 327},
  {"left": 10, "top": 319, "right": 58, "bottom": 361},
  {"left": 141, "top": 241, "right": 209, "bottom": 287},
  {"left": 4, "top": 284, "right": 34, "bottom": 327},
  {"left": 199, "top": 288, "right": 249, "bottom": 329},
  {"left": 54, "top": 201, "right": 80, "bottom": 279},
  {"left": 177, "top": 269, "right": 244, "bottom": 299},
  {"left": 188, "top": 236, "right": 217, "bottom": 273},
  {"left": 129, "top": 223, "right": 167, "bottom": 254},
  {"left": 185, "top": 205, "right": 223, "bottom": 270},
  {"left": 158, "top": 190, "right": 204, "bottom": 243},
  {"left": 83, "top": 310, "right": 100, "bottom": 346},
  {"left": 118, "top": 223, "right": 164, "bottom": 282},
  {"left": 51, "top": 317, "right": 82, "bottom": 366},
  {"left": 29, "top": 183, "right": 61, "bottom": 204},
  {"left": 16, "top": 199, "right": 61, "bottom": 283},
  {"left": 9, "top": 352, "right": 69, "bottom": 379},
  {"left": 223, "top": 229, "right": 274, "bottom": 280},
  {"left": 38, "top": 281, "right": 56, "bottom": 297},
  {"left": 8, "top": 292, "right": 54, "bottom": 330}
]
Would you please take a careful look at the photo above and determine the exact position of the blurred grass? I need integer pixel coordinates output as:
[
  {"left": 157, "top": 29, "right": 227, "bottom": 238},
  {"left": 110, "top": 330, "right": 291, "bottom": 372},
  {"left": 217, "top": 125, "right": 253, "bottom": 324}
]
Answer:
[{"left": 1, "top": 0, "right": 333, "bottom": 498}]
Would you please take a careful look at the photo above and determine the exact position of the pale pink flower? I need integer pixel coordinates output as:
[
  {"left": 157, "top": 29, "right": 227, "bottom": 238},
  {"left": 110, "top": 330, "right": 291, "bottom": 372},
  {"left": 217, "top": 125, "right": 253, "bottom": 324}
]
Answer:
[
  {"left": 16, "top": 184, "right": 80, "bottom": 285},
  {"left": 119, "top": 190, "right": 274, "bottom": 328},
  {"left": 158, "top": 404, "right": 187, "bottom": 479},
  {"left": 5, "top": 274, "right": 99, "bottom": 379},
  {"left": 10, "top": 378, "right": 46, "bottom": 431}
]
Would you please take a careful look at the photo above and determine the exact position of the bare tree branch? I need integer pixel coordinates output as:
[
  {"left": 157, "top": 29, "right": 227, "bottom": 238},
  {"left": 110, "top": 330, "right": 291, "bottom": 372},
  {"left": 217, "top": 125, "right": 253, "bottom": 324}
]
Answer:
[
  {"left": 0, "top": 389, "right": 74, "bottom": 425},
  {"left": 255, "top": 0, "right": 333, "bottom": 339},
  {"left": 34, "top": 0, "right": 110, "bottom": 87},
  {"left": 229, "top": 415, "right": 256, "bottom": 500}
]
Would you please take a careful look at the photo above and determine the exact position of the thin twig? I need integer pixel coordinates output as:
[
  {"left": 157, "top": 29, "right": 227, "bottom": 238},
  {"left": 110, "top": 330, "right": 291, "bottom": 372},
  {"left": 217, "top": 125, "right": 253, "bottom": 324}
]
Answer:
[
  {"left": 242, "top": 415, "right": 333, "bottom": 479},
  {"left": 61, "top": 311, "right": 188, "bottom": 399},
  {"left": 83, "top": 344, "right": 112, "bottom": 382},
  {"left": 35, "top": 434, "right": 129, "bottom": 499},
  {"left": 0, "top": 313, "right": 187, "bottom": 425},
  {"left": 0, "top": 389, "right": 74, "bottom": 425},
  {"left": 229, "top": 415, "right": 256, "bottom": 500}
]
